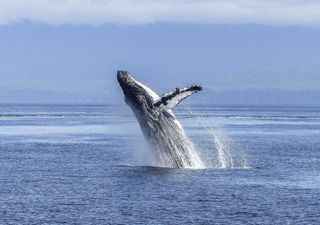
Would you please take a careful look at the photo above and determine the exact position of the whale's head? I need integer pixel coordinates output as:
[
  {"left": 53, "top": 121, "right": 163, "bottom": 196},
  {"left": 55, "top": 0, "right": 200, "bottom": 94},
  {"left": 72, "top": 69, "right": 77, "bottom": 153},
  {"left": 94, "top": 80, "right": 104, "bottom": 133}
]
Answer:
[{"left": 117, "top": 71, "right": 158, "bottom": 113}]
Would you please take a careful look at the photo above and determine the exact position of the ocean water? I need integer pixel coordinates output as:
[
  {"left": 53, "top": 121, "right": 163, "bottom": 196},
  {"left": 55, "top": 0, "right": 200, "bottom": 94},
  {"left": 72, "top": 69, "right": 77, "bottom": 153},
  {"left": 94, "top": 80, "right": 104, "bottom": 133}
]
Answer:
[{"left": 0, "top": 104, "right": 319, "bottom": 224}]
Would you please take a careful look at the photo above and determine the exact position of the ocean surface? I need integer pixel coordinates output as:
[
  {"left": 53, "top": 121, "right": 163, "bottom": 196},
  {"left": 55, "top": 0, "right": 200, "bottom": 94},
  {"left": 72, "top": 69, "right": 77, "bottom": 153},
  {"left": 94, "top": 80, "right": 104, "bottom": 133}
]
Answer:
[{"left": 0, "top": 104, "right": 319, "bottom": 224}]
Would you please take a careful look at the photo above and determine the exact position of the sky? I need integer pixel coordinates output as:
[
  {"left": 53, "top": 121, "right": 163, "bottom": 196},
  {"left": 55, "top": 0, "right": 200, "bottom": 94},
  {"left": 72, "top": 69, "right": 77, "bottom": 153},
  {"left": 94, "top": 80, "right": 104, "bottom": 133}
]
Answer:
[{"left": 0, "top": 0, "right": 319, "bottom": 104}]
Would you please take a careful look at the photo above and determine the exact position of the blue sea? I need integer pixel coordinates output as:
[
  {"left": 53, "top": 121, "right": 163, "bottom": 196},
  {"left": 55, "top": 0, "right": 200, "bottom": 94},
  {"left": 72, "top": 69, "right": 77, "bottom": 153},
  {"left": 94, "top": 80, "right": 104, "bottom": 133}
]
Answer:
[{"left": 0, "top": 104, "right": 319, "bottom": 224}]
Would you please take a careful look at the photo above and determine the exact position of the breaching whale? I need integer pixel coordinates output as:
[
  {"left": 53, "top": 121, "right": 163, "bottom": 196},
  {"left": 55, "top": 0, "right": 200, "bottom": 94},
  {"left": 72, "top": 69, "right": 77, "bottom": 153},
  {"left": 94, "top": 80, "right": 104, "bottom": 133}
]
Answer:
[{"left": 117, "top": 71, "right": 204, "bottom": 168}]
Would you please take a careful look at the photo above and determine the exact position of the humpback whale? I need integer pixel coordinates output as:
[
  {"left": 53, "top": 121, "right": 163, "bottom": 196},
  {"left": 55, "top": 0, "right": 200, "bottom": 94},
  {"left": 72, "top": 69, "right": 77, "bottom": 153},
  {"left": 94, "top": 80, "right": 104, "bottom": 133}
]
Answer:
[{"left": 117, "top": 71, "right": 204, "bottom": 168}]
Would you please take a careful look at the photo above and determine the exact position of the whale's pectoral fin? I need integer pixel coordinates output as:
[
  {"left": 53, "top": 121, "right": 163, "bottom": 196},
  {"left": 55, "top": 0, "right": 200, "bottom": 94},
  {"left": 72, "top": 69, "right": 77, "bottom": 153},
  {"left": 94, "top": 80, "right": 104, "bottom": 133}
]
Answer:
[{"left": 153, "top": 85, "right": 202, "bottom": 110}]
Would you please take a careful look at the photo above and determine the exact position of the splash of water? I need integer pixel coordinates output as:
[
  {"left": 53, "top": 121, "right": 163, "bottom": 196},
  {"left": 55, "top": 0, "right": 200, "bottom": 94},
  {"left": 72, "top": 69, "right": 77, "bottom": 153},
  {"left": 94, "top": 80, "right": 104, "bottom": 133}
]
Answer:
[
  {"left": 148, "top": 116, "right": 205, "bottom": 169},
  {"left": 213, "top": 133, "right": 234, "bottom": 168},
  {"left": 184, "top": 106, "right": 250, "bottom": 169}
]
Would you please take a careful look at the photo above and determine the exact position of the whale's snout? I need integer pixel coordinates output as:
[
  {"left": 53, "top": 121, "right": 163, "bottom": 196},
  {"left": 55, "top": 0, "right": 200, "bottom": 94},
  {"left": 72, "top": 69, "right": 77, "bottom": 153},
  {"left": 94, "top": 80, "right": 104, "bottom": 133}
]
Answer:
[
  {"left": 117, "top": 70, "right": 144, "bottom": 106},
  {"left": 117, "top": 70, "right": 131, "bottom": 86},
  {"left": 117, "top": 70, "right": 134, "bottom": 93}
]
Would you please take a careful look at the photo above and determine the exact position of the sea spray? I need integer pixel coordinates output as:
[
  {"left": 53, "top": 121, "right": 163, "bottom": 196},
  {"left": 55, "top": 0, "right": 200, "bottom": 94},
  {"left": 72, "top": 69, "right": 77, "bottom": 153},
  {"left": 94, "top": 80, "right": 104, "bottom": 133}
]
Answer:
[
  {"left": 149, "top": 117, "right": 205, "bottom": 169},
  {"left": 124, "top": 114, "right": 205, "bottom": 168},
  {"left": 183, "top": 106, "right": 250, "bottom": 169},
  {"left": 213, "top": 132, "right": 234, "bottom": 168}
]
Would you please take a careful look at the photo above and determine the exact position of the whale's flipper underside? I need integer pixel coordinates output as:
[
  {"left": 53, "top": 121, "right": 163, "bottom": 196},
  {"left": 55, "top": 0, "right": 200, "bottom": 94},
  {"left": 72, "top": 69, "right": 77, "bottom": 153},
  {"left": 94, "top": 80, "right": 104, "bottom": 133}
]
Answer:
[{"left": 154, "top": 85, "right": 202, "bottom": 110}]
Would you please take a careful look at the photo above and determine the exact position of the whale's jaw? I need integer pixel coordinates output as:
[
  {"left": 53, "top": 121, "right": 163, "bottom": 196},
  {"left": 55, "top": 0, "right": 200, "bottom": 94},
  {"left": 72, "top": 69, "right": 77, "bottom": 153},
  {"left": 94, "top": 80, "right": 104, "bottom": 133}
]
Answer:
[
  {"left": 117, "top": 71, "right": 139, "bottom": 103},
  {"left": 117, "top": 71, "right": 135, "bottom": 95},
  {"left": 118, "top": 71, "right": 146, "bottom": 111},
  {"left": 117, "top": 70, "right": 158, "bottom": 111}
]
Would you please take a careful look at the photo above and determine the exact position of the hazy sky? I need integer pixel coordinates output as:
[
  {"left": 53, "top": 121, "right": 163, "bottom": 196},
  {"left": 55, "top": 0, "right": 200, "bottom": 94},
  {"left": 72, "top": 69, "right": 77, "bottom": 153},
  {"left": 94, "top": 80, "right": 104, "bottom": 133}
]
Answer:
[
  {"left": 1, "top": 0, "right": 320, "bottom": 26},
  {"left": 0, "top": 0, "right": 319, "bottom": 104}
]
